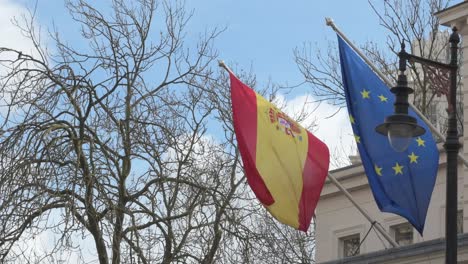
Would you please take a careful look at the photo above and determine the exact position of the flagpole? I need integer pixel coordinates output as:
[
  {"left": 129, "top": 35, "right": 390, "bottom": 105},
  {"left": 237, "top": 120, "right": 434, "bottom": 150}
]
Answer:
[
  {"left": 218, "top": 61, "right": 398, "bottom": 248},
  {"left": 326, "top": 17, "right": 468, "bottom": 168}
]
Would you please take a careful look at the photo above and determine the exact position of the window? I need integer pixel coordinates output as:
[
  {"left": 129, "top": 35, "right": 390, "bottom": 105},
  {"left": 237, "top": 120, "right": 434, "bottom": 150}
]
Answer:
[
  {"left": 339, "top": 234, "right": 360, "bottom": 257},
  {"left": 334, "top": 226, "right": 364, "bottom": 259},
  {"left": 391, "top": 223, "right": 413, "bottom": 246},
  {"left": 458, "top": 210, "right": 463, "bottom": 234}
]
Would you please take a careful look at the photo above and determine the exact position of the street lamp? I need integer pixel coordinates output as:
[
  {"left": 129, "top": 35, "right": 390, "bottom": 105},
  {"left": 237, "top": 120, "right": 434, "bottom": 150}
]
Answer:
[
  {"left": 376, "top": 27, "right": 460, "bottom": 264},
  {"left": 375, "top": 47, "right": 426, "bottom": 152}
]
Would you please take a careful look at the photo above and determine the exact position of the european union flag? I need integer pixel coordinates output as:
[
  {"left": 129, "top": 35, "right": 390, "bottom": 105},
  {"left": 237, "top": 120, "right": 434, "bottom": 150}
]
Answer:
[{"left": 338, "top": 36, "right": 439, "bottom": 234}]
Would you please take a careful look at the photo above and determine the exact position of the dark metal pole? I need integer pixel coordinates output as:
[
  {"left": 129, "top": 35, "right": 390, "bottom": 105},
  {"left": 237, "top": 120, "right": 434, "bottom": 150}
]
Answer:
[{"left": 445, "top": 27, "right": 460, "bottom": 264}]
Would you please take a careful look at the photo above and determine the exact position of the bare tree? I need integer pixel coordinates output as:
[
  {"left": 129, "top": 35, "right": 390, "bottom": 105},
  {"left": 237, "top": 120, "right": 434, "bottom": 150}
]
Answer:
[
  {"left": 0, "top": 1, "right": 321, "bottom": 263},
  {"left": 0, "top": 0, "right": 235, "bottom": 262},
  {"left": 294, "top": 0, "right": 461, "bottom": 136}
]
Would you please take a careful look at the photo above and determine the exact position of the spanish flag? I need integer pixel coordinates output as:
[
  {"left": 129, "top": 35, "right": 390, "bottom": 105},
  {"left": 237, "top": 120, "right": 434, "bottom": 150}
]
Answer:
[{"left": 229, "top": 72, "right": 330, "bottom": 232}]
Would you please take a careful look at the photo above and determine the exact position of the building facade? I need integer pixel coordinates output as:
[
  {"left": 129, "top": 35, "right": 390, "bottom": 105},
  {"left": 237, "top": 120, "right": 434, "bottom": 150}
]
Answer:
[{"left": 315, "top": 2, "right": 468, "bottom": 263}]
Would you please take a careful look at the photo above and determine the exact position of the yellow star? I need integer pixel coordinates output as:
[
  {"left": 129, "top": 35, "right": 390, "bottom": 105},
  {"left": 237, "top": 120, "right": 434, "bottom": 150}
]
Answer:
[
  {"left": 416, "top": 137, "right": 425, "bottom": 147},
  {"left": 350, "top": 115, "right": 355, "bottom": 124},
  {"left": 354, "top": 134, "right": 361, "bottom": 144},
  {"left": 392, "top": 162, "right": 404, "bottom": 175},
  {"left": 374, "top": 164, "right": 383, "bottom": 176},
  {"left": 408, "top": 152, "right": 419, "bottom": 163},
  {"left": 361, "top": 89, "right": 370, "bottom": 99},
  {"left": 378, "top": 95, "right": 388, "bottom": 102}
]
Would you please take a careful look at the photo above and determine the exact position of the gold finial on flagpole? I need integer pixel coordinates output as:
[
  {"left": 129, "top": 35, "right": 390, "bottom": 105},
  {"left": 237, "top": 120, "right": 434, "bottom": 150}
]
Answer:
[
  {"left": 218, "top": 60, "right": 234, "bottom": 75},
  {"left": 218, "top": 60, "right": 227, "bottom": 69},
  {"left": 325, "top": 17, "right": 337, "bottom": 30}
]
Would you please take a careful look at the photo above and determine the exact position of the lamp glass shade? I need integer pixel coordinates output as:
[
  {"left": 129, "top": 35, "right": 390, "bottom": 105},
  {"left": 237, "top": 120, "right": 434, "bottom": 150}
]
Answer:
[{"left": 387, "top": 123, "right": 414, "bottom": 152}]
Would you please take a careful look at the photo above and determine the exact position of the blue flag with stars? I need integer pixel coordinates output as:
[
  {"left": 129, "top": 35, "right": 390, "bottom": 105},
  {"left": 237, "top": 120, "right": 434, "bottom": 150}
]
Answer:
[{"left": 338, "top": 36, "right": 439, "bottom": 234}]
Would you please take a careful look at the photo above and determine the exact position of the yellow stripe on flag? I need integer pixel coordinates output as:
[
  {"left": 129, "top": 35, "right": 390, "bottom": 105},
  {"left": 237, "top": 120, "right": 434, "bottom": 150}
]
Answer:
[{"left": 255, "top": 94, "right": 309, "bottom": 228}]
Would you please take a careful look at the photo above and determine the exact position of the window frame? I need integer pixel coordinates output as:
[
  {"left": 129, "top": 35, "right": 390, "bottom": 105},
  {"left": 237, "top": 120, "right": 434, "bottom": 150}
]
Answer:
[
  {"left": 332, "top": 224, "right": 365, "bottom": 259},
  {"left": 390, "top": 222, "right": 414, "bottom": 246},
  {"left": 339, "top": 233, "right": 361, "bottom": 258}
]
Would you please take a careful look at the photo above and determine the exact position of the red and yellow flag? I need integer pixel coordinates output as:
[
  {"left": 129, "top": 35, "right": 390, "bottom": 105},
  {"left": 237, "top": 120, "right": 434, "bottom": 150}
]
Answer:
[{"left": 230, "top": 72, "right": 330, "bottom": 232}]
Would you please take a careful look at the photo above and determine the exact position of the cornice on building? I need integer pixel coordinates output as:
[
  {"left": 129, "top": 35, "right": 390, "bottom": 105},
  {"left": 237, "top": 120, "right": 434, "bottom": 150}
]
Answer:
[{"left": 435, "top": 1, "right": 468, "bottom": 27}]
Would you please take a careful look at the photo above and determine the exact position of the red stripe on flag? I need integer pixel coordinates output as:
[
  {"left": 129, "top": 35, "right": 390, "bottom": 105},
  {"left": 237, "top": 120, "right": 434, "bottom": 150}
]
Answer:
[
  {"left": 230, "top": 73, "right": 274, "bottom": 205},
  {"left": 298, "top": 132, "right": 330, "bottom": 231}
]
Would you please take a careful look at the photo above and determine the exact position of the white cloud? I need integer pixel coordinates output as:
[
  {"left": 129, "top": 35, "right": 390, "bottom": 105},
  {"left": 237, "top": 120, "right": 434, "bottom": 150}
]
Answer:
[
  {"left": 280, "top": 93, "right": 356, "bottom": 169},
  {"left": 0, "top": 0, "right": 38, "bottom": 56},
  {"left": 0, "top": 0, "right": 42, "bottom": 117},
  {"left": 10, "top": 215, "right": 98, "bottom": 263}
]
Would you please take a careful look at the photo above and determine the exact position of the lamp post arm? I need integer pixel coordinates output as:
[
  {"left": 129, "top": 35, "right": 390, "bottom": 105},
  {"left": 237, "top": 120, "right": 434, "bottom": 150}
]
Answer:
[{"left": 400, "top": 51, "right": 455, "bottom": 70}]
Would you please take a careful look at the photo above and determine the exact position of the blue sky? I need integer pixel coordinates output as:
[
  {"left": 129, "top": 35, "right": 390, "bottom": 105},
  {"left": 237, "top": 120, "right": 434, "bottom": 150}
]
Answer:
[
  {"left": 181, "top": 0, "right": 388, "bottom": 162},
  {"left": 7, "top": 0, "right": 440, "bottom": 167},
  {"left": 0, "top": 0, "right": 395, "bottom": 166},
  {"left": 15, "top": 0, "right": 387, "bottom": 90},
  {"left": 185, "top": 0, "right": 387, "bottom": 85}
]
